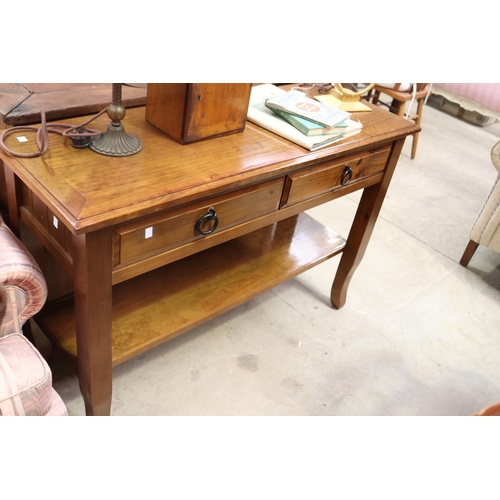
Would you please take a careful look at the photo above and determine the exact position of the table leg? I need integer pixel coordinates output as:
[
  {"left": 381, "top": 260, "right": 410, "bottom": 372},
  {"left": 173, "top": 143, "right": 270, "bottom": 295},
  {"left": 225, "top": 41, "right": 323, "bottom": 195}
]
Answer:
[
  {"left": 2, "top": 162, "right": 20, "bottom": 235},
  {"left": 72, "top": 228, "right": 113, "bottom": 416},
  {"left": 331, "top": 138, "right": 405, "bottom": 309}
]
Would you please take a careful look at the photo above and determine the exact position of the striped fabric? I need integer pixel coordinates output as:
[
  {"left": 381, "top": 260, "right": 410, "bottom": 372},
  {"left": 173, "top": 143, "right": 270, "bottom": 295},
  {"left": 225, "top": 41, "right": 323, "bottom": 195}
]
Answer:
[
  {"left": 0, "top": 333, "right": 53, "bottom": 416},
  {"left": 432, "top": 84, "right": 500, "bottom": 121},
  {"left": 470, "top": 175, "right": 500, "bottom": 251},
  {"left": 436, "top": 83, "right": 500, "bottom": 112},
  {"left": 469, "top": 141, "right": 500, "bottom": 253},
  {"left": 0, "top": 216, "right": 47, "bottom": 338},
  {"left": 45, "top": 388, "right": 68, "bottom": 416},
  {"left": 0, "top": 217, "right": 67, "bottom": 416}
]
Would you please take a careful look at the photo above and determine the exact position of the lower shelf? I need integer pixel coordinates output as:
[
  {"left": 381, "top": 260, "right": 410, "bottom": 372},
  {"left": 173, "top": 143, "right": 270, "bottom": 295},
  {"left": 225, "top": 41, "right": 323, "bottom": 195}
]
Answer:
[{"left": 37, "top": 213, "right": 345, "bottom": 366}]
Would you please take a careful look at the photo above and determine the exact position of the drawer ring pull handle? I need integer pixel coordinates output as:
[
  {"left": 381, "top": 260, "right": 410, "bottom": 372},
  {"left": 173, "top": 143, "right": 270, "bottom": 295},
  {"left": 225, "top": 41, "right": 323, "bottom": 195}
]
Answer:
[
  {"left": 195, "top": 207, "right": 219, "bottom": 235},
  {"left": 341, "top": 165, "right": 353, "bottom": 186}
]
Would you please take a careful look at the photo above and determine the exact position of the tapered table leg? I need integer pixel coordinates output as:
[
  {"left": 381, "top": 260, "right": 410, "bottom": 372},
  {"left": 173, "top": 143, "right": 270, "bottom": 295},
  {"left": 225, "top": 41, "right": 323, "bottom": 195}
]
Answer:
[
  {"left": 331, "top": 138, "right": 405, "bottom": 309},
  {"left": 72, "top": 228, "right": 113, "bottom": 416}
]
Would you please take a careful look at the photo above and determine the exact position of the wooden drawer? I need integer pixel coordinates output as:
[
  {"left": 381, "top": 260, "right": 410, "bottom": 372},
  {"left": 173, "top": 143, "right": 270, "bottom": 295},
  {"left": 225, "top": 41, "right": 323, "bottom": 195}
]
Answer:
[
  {"left": 113, "top": 178, "right": 285, "bottom": 267},
  {"left": 21, "top": 187, "right": 72, "bottom": 256},
  {"left": 280, "top": 146, "right": 391, "bottom": 208}
]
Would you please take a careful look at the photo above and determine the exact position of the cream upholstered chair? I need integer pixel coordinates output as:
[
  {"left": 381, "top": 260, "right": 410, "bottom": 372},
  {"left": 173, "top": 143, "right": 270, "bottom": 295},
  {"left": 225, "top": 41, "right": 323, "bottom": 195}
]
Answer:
[
  {"left": 0, "top": 215, "right": 67, "bottom": 416},
  {"left": 460, "top": 141, "right": 500, "bottom": 267}
]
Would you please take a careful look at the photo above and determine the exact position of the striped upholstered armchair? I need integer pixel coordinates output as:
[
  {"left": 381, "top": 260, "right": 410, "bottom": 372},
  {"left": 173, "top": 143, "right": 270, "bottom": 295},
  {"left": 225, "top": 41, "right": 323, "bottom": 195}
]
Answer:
[
  {"left": 0, "top": 215, "right": 67, "bottom": 416},
  {"left": 460, "top": 141, "right": 500, "bottom": 267}
]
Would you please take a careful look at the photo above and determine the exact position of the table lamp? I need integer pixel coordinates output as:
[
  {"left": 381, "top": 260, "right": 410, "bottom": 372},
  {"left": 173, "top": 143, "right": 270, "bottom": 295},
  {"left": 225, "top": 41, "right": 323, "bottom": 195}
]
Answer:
[{"left": 90, "top": 83, "right": 143, "bottom": 156}]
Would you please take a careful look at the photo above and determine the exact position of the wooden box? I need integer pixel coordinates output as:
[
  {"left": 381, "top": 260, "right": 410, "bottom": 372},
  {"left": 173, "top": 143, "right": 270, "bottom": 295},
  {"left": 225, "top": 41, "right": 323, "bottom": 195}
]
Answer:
[{"left": 145, "top": 83, "right": 252, "bottom": 144}]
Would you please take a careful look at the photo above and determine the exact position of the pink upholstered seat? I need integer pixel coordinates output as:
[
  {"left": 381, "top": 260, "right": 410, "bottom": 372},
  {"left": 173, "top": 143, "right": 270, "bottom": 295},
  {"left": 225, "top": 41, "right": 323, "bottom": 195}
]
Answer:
[
  {"left": 0, "top": 333, "right": 67, "bottom": 416},
  {"left": 0, "top": 216, "right": 47, "bottom": 338},
  {"left": 0, "top": 215, "right": 67, "bottom": 416}
]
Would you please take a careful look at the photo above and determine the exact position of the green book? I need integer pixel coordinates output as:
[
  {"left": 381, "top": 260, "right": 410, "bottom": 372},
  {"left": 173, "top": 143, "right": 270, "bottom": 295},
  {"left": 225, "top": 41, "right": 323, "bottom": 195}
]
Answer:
[
  {"left": 266, "top": 101, "right": 362, "bottom": 137},
  {"left": 266, "top": 104, "right": 347, "bottom": 136},
  {"left": 265, "top": 90, "right": 351, "bottom": 127}
]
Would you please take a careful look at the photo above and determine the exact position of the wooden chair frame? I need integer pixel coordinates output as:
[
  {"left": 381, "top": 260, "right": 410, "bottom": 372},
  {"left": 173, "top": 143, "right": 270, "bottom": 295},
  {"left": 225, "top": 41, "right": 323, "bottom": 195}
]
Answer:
[{"left": 368, "top": 84, "right": 429, "bottom": 159}]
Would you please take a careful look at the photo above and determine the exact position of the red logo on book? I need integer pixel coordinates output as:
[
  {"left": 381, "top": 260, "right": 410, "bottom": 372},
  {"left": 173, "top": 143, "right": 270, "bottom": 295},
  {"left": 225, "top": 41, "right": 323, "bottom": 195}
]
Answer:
[{"left": 295, "top": 102, "right": 320, "bottom": 113}]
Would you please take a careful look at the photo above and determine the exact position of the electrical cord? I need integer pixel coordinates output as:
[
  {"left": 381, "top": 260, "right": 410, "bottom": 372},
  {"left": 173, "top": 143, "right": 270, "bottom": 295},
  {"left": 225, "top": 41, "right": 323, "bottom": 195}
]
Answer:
[{"left": 0, "top": 107, "right": 109, "bottom": 158}]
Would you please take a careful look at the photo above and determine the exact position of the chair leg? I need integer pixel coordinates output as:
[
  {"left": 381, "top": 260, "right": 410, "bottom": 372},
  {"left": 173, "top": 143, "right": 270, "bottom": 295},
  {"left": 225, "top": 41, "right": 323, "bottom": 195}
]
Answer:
[
  {"left": 415, "top": 98, "right": 425, "bottom": 127},
  {"left": 411, "top": 132, "right": 419, "bottom": 159},
  {"left": 460, "top": 240, "right": 479, "bottom": 267},
  {"left": 410, "top": 98, "right": 425, "bottom": 159}
]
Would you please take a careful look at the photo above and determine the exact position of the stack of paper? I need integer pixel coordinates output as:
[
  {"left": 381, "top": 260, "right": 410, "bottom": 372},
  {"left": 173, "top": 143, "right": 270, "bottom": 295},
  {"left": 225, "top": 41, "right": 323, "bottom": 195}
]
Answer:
[{"left": 247, "top": 85, "right": 363, "bottom": 151}]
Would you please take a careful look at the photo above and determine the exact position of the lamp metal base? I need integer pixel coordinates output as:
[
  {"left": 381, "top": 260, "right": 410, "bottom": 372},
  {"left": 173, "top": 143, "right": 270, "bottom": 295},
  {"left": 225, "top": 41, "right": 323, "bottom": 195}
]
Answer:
[{"left": 90, "top": 123, "right": 142, "bottom": 157}]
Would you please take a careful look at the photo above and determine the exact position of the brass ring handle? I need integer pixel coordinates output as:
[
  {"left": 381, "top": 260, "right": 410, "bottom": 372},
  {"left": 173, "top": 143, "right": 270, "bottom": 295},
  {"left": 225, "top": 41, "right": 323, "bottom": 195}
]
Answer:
[
  {"left": 195, "top": 207, "right": 219, "bottom": 235},
  {"left": 341, "top": 165, "right": 353, "bottom": 186}
]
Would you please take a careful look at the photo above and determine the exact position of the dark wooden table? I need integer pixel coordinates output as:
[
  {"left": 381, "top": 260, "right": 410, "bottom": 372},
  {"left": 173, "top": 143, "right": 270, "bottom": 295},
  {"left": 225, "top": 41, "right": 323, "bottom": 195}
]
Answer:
[{"left": 0, "top": 89, "right": 418, "bottom": 415}]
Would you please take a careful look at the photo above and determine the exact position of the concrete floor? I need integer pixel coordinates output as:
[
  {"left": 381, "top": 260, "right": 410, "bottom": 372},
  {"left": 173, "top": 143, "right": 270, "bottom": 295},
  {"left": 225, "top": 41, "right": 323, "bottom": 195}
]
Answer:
[{"left": 49, "top": 97, "right": 500, "bottom": 416}]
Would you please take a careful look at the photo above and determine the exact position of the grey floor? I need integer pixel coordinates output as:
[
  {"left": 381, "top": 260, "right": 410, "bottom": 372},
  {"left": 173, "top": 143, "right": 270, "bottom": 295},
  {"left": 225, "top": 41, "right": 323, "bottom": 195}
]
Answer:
[{"left": 49, "top": 97, "right": 500, "bottom": 416}]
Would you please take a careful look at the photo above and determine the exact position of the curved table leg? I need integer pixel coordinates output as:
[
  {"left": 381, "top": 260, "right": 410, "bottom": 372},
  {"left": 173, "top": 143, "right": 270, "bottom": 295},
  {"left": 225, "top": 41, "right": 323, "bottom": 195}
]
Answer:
[{"left": 331, "top": 138, "right": 405, "bottom": 309}]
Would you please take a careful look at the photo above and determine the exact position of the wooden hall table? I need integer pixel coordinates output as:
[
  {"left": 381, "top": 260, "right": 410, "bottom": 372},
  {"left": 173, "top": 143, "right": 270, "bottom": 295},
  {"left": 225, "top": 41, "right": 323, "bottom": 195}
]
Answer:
[{"left": 0, "top": 95, "right": 419, "bottom": 416}]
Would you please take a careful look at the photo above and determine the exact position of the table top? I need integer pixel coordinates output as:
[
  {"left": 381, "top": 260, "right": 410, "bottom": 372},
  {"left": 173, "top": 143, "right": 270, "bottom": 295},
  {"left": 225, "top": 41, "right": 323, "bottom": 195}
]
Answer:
[
  {"left": 0, "top": 84, "right": 147, "bottom": 128},
  {"left": 0, "top": 98, "right": 418, "bottom": 234}
]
